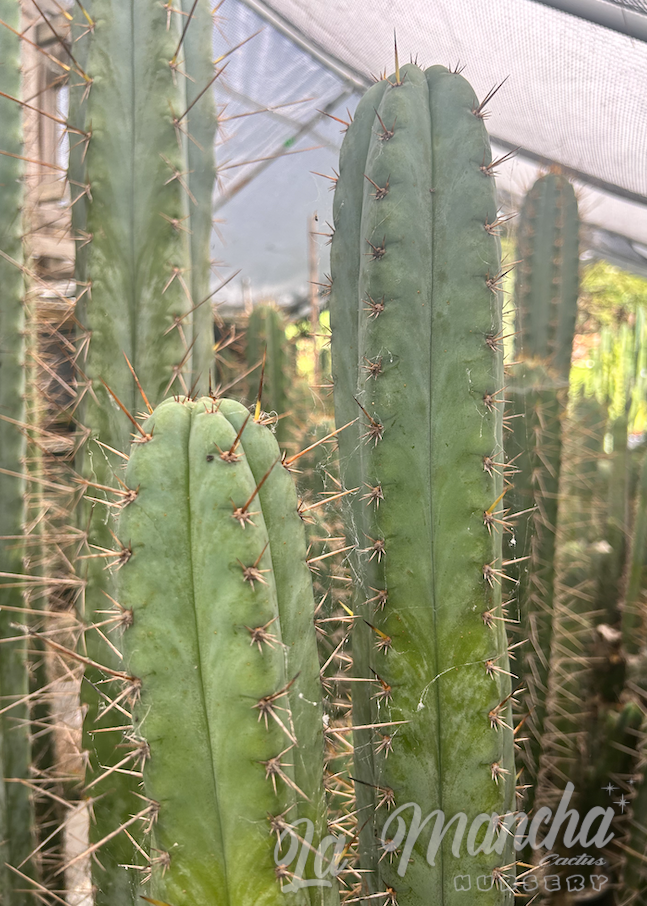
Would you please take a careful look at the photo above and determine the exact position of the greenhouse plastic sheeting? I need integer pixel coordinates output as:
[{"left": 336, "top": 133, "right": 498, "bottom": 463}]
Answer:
[{"left": 214, "top": 0, "right": 647, "bottom": 301}]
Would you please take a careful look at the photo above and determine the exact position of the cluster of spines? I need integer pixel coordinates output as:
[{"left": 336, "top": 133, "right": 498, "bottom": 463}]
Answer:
[{"left": 0, "top": 2, "right": 34, "bottom": 899}]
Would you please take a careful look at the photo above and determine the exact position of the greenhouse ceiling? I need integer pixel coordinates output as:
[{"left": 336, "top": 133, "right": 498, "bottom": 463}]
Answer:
[{"left": 213, "top": 0, "right": 647, "bottom": 298}]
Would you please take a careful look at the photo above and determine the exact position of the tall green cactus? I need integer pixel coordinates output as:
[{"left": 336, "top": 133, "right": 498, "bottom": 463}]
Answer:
[
  {"left": 70, "top": 0, "right": 216, "bottom": 451},
  {"left": 330, "top": 63, "right": 516, "bottom": 904},
  {"left": 116, "top": 396, "right": 338, "bottom": 906},
  {"left": 0, "top": 2, "right": 35, "bottom": 897},
  {"left": 246, "top": 303, "right": 289, "bottom": 442},
  {"left": 66, "top": 2, "right": 217, "bottom": 900},
  {"left": 507, "top": 172, "right": 580, "bottom": 796}
]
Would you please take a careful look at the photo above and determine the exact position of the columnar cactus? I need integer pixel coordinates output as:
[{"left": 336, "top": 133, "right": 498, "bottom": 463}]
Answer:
[
  {"left": 70, "top": 0, "right": 216, "bottom": 451},
  {"left": 66, "top": 2, "right": 217, "bottom": 900},
  {"left": 0, "top": 2, "right": 35, "bottom": 897},
  {"left": 599, "top": 411, "right": 630, "bottom": 622},
  {"left": 246, "top": 303, "right": 289, "bottom": 441},
  {"left": 507, "top": 172, "right": 580, "bottom": 796},
  {"left": 330, "top": 63, "right": 516, "bottom": 904},
  {"left": 116, "top": 396, "right": 338, "bottom": 906}
]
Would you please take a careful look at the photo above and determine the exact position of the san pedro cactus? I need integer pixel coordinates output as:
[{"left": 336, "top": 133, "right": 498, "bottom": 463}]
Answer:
[
  {"left": 246, "top": 303, "right": 289, "bottom": 441},
  {"left": 0, "top": 2, "right": 35, "bottom": 897},
  {"left": 507, "top": 172, "right": 580, "bottom": 797},
  {"left": 532, "top": 398, "right": 604, "bottom": 821},
  {"left": 593, "top": 320, "right": 646, "bottom": 634},
  {"left": 66, "top": 2, "right": 217, "bottom": 900},
  {"left": 599, "top": 410, "right": 630, "bottom": 623},
  {"left": 70, "top": 0, "right": 216, "bottom": 451},
  {"left": 330, "top": 62, "right": 516, "bottom": 904},
  {"left": 116, "top": 396, "right": 338, "bottom": 906}
]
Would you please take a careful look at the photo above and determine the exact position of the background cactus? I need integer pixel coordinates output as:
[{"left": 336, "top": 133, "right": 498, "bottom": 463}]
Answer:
[
  {"left": 246, "top": 303, "right": 290, "bottom": 441},
  {"left": 69, "top": 0, "right": 216, "bottom": 450},
  {"left": 506, "top": 172, "right": 580, "bottom": 805},
  {"left": 65, "top": 2, "right": 218, "bottom": 900},
  {"left": 116, "top": 396, "right": 338, "bottom": 906},
  {"left": 532, "top": 410, "right": 599, "bottom": 825},
  {"left": 0, "top": 2, "right": 35, "bottom": 897},
  {"left": 330, "top": 62, "right": 516, "bottom": 904}
]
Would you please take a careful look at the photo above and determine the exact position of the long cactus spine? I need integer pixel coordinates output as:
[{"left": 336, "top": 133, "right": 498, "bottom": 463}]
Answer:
[{"left": 330, "top": 62, "right": 516, "bottom": 904}]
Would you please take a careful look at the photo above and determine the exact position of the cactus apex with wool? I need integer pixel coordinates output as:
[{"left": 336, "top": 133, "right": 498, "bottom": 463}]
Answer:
[{"left": 330, "top": 62, "right": 516, "bottom": 904}]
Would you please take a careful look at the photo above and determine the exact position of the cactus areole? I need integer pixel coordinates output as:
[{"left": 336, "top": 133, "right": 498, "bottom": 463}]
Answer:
[{"left": 330, "top": 63, "right": 516, "bottom": 904}]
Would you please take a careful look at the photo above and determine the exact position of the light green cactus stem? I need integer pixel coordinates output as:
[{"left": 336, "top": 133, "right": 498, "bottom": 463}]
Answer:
[
  {"left": 116, "top": 396, "right": 338, "bottom": 906},
  {"left": 588, "top": 318, "right": 646, "bottom": 423},
  {"left": 507, "top": 172, "right": 579, "bottom": 798},
  {"left": 247, "top": 304, "right": 289, "bottom": 442},
  {"left": 66, "top": 3, "right": 217, "bottom": 901},
  {"left": 0, "top": 3, "right": 35, "bottom": 897},
  {"left": 330, "top": 63, "right": 516, "bottom": 905}
]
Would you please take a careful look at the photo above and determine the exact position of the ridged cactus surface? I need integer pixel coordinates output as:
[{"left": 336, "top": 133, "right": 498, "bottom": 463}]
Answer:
[
  {"left": 330, "top": 63, "right": 516, "bottom": 905},
  {"left": 70, "top": 0, "right": 216, "bottom": 447},
  {"left": 117, "top": 397, "right": 338, "bottom": 906},
  {"left": 66, "top": 3, "right": 218, "bottom": 901},
  {"left": 508, "top": 172, "right": 580, "bottom": 796},
  {"left": 0, "top": 2, "right": 34, "bottom": 896}
]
